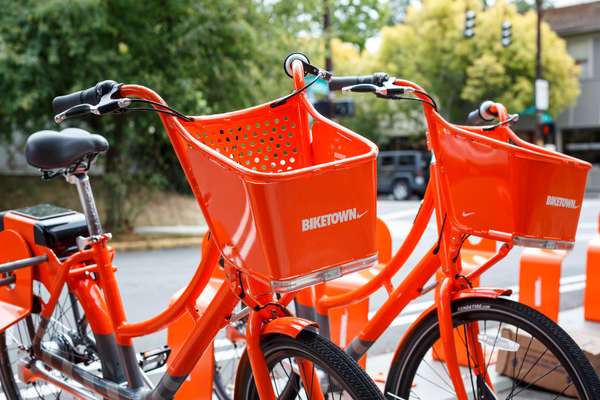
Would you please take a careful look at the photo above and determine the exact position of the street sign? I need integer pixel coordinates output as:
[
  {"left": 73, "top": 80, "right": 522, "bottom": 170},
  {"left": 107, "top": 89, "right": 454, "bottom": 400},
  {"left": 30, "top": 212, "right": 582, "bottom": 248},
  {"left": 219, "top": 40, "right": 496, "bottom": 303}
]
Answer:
[
  {"left": 334, "top": 99, "right": 355, "bottom": 117},
  {"left": 305, "top": 77, "right": 330, "bottom": 96},
  {"left": 535, "top": 79, "right": 549, "bottom": 111},
  {"left": 313, "top": 99, "right": 355, "bottom": 117}
]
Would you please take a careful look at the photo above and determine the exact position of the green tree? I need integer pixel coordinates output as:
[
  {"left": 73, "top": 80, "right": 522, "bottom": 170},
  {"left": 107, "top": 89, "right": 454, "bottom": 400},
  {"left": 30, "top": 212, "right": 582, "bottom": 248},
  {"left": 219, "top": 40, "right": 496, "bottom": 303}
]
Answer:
[
  {"left": 264, "top": 0, "right": 389, "bottom": 52},
  {"left": 376, "top": 0, "right": 579, "bottom": 122},
  {"left": 0, "top": 0, "right": 293, "bottom": 230}
]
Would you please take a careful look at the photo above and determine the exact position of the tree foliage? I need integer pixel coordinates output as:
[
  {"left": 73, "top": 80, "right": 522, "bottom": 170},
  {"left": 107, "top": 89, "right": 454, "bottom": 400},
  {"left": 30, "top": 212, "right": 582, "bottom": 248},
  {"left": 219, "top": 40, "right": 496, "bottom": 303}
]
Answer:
[
  {"left": 0, "top": 0, "right": 293, "bottom": 230},
  {"left": 0, "top": 0, "right": 582, "bottom": 230},
  {"left": 264, "top": 0, "right": 389, "bottom": 52},
  {"left": 376, "top": 0, "right": 579, "bottom": 122}
]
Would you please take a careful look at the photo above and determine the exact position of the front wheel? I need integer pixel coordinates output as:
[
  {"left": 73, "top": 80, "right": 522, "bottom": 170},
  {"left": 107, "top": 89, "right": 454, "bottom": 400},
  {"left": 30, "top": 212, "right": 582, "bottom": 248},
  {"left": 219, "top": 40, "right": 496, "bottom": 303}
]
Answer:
[
  {"left": 234, "top": 330, "right": 384, "bottom": 399},
  {"left": 385, "top": 297, "right": 600, "bottom": 399}
]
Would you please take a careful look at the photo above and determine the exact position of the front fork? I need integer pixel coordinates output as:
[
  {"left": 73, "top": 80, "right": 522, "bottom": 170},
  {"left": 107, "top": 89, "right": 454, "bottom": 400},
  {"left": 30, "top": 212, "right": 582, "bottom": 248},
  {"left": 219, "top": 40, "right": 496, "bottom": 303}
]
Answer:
[
  {"left": 436, "top": 278, "right": 493, "bottom": 400},
  {"left": 246, "top": 308, "right": 324, "bottom": 400}
]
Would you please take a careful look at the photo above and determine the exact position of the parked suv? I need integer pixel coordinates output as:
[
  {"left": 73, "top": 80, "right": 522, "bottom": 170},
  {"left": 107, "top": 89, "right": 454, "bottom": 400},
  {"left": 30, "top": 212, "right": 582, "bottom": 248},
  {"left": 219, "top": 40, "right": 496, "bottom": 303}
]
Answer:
[{"left": 377, "top": 150, "right": 430, "bottom": 200}]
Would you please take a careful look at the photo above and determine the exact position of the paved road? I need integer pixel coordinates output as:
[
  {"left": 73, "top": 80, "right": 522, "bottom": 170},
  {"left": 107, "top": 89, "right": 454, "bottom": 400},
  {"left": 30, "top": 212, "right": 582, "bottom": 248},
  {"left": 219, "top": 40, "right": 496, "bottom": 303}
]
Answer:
[{"left": 114, "top": 198, "right": 600, "bottom": 356}]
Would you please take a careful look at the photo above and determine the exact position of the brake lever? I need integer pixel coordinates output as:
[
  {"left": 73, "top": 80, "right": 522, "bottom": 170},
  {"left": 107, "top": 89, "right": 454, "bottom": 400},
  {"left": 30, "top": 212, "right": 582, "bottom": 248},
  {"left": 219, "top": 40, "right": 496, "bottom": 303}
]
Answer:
[
  {"left": 341, "top": 84, "right": 379, "bottom": 93},
  {"left": 97, "top": 98, "right": 131, "bottom": 114},
  {"left": 342, "top": 81, "right": 415, "bottom": 98},
  {"left": 55, "top": 98, "right": 131, "bottom": 124},
  {"left": 55, "top": 104, "right": 93, "bottom": 124}
]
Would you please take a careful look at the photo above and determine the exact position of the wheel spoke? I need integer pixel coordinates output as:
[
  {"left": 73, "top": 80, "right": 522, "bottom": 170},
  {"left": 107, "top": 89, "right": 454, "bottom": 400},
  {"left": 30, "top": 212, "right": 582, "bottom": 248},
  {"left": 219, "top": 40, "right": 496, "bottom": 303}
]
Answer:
[
  {"left": 430, "top": 340, "right": 454, "bottom": 389},
  {"left": 550, "top": 382, "right": 573, "bottom": 400},
  {"left": 415, "top": 371, "right": 456, "bottom": 395},
  {"left": 421, "top": 355, "right": 454, "bottom": 392},
  {"left": 397, "top": 301, "right": 593, "bottom": 400},
  {"left": 509, "top": 362, "right": 561, "bottom": 398}
]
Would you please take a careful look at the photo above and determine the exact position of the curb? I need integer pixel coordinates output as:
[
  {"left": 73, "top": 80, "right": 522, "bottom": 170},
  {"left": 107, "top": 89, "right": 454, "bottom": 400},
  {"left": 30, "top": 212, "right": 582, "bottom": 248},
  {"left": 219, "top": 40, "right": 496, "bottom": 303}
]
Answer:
[{"left": 111, "top": 236, "right": 203, "bottom": 252}]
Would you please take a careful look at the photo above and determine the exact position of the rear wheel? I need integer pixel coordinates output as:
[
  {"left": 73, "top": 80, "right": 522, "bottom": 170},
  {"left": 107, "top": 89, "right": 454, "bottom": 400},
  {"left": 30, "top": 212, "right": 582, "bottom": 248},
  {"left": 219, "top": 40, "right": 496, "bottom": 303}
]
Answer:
[
  {"left": 0, "top": 287, "right": 107, "bottom": 399},
  {"left": 235, "top": 330, "right": 384, "bottom": 399},
  {"left": 385, "top": 297, "right": 600, "bottom": 399}
]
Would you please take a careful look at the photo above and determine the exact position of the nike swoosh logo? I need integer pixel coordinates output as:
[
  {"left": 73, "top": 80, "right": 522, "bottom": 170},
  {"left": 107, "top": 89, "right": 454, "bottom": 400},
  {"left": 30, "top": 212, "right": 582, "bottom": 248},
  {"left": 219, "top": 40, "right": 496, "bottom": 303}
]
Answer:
[
  {"left": 462, "top": 211, "right": 475, "bottom": 217},
  {"left": 357, "top": 210, "right": 368, "bottom": 219}
]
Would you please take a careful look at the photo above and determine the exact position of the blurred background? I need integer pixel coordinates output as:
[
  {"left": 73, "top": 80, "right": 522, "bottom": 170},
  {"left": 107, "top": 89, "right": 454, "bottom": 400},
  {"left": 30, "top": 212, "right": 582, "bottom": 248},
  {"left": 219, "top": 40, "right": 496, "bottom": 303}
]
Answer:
[{"left": 0, "top": 0, "right": 598, "bottom": 233}]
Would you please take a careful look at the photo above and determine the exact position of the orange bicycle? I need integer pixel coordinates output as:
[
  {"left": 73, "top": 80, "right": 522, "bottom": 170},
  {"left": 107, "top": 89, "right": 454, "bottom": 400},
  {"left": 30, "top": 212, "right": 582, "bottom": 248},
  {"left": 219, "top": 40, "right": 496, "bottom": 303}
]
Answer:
[
  {"left": 214, "top": 53, "right": 600, "bottom": 400},
  {"left": 0, "top": 57, "right": 385, "bottom": 399}
]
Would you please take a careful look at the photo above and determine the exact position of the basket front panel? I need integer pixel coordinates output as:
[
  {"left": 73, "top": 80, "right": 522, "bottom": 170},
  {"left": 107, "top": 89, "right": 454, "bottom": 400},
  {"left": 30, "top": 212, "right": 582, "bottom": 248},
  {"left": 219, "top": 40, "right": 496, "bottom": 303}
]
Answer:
[
  {"left": 512, "top": 155, "right": 588, "bottom": 242},
  {"left": 185, "top": 103, "right": 308, "bottom": 173},
  {"left": 437, "top": 128, "right": 515, "bottom": 236},
  {"left": 184, "top": 145, "right": 268, "bottom": 273},
  {"left": 245, "top": 159, "right": 378, "bottom": 282}
]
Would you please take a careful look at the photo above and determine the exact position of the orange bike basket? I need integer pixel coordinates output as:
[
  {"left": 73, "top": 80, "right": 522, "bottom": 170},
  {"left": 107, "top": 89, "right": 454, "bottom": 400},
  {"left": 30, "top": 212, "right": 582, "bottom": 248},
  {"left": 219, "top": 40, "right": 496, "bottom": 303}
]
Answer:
[{"left": 161, "top": 61, "right": 379, "bottom": 291}]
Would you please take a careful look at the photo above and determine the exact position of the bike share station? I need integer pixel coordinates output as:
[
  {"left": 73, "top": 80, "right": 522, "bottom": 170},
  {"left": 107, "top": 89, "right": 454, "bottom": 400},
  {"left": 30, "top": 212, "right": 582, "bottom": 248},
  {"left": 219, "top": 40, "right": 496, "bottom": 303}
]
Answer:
[{"left": 0, "top": 53, "right": 599, "bottom": 399}]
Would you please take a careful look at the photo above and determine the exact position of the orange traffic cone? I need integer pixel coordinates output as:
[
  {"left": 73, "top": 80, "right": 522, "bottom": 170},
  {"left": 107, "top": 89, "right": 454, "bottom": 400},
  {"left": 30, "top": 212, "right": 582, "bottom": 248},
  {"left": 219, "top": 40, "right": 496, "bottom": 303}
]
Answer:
[
  {"left": 519, "top": 248, "right": 565, "bottom": 322},
  {"left": 167, "top": 234, "right": 227, "bottom": 399},
  {"left": 584, "top": 213, "right": 600, "bottom": 322}
]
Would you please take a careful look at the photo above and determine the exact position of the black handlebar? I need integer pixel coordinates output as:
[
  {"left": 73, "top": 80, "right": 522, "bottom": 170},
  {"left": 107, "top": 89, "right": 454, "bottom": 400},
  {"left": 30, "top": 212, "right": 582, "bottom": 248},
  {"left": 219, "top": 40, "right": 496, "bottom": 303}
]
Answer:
[
  {"left": 466, "top": 100, "right": 496, "bottom": 126},
  {"left": 328, "top": 73, "right": 389, "bottom": 91},
  {"left": 52, "top": 80, "right": 120, "bottom": 114}
]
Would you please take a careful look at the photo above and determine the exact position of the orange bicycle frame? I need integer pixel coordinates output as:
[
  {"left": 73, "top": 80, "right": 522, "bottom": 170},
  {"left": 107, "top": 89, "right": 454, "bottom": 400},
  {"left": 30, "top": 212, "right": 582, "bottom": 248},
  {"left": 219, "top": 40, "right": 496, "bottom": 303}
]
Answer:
[
  {"left": 23, "top": 222, "right": 319, "bottom": 400},
  {"left": 310, "top": 79, "right": 524, "bottom": 400},
  {"left": 15, "top": 80, "right": 331, "bottom": 400}
]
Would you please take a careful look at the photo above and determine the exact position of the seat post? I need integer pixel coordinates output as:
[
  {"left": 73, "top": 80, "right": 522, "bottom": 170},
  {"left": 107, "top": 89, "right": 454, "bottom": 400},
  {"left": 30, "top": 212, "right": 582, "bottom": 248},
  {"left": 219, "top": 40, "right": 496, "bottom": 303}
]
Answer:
[{"left": 67, "top": 173, "right": 103, "bottom": 236}]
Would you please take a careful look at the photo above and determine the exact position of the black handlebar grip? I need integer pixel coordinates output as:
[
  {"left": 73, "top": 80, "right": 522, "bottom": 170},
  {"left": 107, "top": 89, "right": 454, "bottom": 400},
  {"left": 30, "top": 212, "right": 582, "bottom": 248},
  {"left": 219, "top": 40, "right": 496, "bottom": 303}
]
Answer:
[
  {"left": 52, "top": 87, "right": 98, "bottom": 114},
  {"left": 52, "top": 80, "right": 119, "bottom": 114},
  {"left": 329, "top": 72, "right": 389, "bottom": 91},
  {"left": 466, "top": 100, "right": 496, "bottom": 126},
  {"left": 466, "top": 109, "right": 487, "bottom": 126}
]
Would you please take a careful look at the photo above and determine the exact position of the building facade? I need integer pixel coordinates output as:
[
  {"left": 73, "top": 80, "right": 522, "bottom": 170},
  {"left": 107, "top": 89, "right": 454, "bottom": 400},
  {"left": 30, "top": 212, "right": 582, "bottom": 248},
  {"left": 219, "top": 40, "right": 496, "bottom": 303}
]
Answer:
[{"left": 546, "top": 1, "right": 600, "bottom": 165}]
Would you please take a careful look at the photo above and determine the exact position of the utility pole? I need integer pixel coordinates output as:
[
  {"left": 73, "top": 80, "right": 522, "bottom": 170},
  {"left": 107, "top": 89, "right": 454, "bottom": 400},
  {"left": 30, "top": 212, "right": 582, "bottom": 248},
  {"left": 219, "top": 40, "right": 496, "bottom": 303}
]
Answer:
[
  {"left": 535, "top": 0, "right": 544, "bottom": 145},
  {"left": 324, "top": 0, "right": 333, "bottom": 72},
  {"left": 323, "top": 0, "right": 334, "bottom": 118}
]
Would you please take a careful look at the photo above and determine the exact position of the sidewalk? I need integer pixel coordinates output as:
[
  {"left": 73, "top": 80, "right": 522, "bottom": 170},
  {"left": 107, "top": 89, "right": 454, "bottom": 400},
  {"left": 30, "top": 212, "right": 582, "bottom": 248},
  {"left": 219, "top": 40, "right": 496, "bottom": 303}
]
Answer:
[{"left": 366, "top": 306, "right": 600, "bottom": 399}]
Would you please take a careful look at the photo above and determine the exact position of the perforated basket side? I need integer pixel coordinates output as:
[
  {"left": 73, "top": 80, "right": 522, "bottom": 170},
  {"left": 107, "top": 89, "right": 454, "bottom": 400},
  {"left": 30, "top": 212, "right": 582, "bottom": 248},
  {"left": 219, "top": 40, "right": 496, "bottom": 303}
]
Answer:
[{"left": 184, "top": 101, "right": 311, "bottom": 173}]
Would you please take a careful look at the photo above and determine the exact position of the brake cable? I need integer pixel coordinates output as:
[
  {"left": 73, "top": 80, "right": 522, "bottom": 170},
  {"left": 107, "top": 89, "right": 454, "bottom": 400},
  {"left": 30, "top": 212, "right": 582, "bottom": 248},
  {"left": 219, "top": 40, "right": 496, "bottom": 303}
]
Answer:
[
  {"left": 385, "top": 94, "right": 438, "bottom": 111},
  {"left": 482, "top": 114, "right": 519, "bottom": 131},
  {"left": 122, "top": 99, "right": 194, "bottom": 122},
  {"left": 270, "top": 72, "right": 328, "bottom": 108}
]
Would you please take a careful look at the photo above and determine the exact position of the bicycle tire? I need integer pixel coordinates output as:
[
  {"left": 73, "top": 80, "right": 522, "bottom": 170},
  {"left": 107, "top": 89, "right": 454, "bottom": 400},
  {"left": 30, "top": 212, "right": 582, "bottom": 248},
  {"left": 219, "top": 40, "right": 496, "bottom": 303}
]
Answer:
[
  {"left": 385, "top": 297, "right": 600, "bottom": 399},
  {"left": 234, "top": 330, "right": 384, "bottom": 399}
]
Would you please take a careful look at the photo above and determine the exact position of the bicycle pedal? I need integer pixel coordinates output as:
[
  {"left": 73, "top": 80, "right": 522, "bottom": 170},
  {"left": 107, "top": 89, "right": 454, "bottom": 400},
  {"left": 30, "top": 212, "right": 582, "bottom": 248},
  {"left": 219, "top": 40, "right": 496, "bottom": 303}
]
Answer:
[{"left": 139, "top": 346, "right": 171, "bottom": 373}]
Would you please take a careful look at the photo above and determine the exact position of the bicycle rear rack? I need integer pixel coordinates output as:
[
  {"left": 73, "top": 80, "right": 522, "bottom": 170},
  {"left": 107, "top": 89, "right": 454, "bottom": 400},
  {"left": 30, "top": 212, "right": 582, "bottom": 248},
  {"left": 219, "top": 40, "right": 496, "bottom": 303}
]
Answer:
[{"left": 0, "top": 255, "right": 47, "bottom": 287}]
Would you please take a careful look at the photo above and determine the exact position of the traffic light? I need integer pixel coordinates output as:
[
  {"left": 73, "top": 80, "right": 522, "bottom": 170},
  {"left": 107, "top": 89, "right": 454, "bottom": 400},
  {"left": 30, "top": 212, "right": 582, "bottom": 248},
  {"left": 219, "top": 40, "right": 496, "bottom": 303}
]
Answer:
[
  {"left": 541, "top": 121, "right": 555, "bottom": 137},
  {"left": 464, "top": 10, "right": 476, "bottom": 38},
  {"left": 501, "top": 20, "right": 512, "bottom": 47}
]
